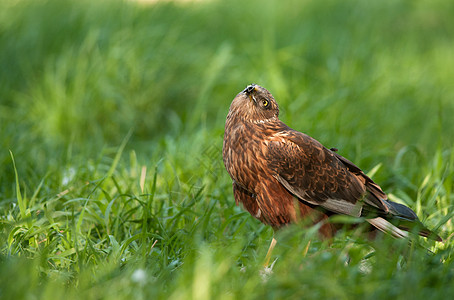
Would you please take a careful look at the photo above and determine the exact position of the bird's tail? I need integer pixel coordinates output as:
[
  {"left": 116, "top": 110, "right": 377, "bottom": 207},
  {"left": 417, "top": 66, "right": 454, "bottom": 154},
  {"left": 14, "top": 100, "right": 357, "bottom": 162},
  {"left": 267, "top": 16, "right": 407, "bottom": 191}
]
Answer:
[
  {"left": 367, "top": 200, "right": 442, "bottom": 242},
  {"left": 366, "top": 217, "right": 409, "bottom": 239}
]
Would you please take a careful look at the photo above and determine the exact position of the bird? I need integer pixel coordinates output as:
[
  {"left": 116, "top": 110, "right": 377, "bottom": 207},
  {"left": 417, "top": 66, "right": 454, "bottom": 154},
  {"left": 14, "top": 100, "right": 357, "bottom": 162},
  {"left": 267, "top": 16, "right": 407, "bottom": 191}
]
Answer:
[{"left": 222, "top": 84, "right": 441, "bottom": 264}]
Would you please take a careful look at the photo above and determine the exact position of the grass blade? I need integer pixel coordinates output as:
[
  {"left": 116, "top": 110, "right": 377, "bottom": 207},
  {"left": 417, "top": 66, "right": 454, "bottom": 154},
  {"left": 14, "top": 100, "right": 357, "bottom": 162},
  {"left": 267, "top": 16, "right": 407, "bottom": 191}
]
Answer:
[{"left": 9, "top": 150, "right": 28, "bottom": 222}]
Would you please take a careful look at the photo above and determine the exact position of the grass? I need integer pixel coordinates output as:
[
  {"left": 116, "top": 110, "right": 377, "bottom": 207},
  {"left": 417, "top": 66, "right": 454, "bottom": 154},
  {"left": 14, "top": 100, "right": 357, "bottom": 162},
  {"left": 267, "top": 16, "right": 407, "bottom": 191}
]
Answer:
[{"left": 1, "top": 0, "right": 454, "bottom": 298}]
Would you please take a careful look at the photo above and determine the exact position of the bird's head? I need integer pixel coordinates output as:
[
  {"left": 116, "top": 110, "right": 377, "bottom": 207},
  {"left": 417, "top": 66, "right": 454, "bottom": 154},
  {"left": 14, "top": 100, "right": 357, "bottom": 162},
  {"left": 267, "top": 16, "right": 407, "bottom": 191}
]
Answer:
[{"left": 228, "top": 84, "right": 279, "bottom": 123}]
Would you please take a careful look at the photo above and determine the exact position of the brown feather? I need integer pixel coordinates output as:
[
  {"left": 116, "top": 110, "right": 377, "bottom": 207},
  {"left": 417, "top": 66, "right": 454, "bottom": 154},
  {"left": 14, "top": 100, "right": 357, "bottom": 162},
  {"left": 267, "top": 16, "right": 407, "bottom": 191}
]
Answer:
[{"left": 223, "top": 84, "right": 441, "bottom": 241}]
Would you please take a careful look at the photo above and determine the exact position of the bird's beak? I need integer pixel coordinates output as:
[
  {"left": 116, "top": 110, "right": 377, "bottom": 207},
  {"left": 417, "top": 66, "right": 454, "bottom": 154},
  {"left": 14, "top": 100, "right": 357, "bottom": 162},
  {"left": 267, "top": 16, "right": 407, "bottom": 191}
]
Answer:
[{"left": 243, "top": 84, "right": 258, "bottom": 103}]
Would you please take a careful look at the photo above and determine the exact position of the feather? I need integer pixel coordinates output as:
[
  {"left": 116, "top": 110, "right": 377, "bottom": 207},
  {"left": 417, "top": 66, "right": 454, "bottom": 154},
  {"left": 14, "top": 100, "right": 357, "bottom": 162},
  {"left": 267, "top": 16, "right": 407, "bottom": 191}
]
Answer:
[
  {"left": 366, "top": 217, "right": 409, "bottom": 239},
  {"left": 223, "top": 84, "right": 442, "bottom": 242}
]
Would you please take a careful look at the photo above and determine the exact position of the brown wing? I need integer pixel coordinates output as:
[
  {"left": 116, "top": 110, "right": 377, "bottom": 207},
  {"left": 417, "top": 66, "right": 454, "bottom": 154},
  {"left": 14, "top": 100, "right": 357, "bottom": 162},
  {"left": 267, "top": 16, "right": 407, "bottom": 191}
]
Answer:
[
  {"left": 329, "top": 151, "right": 392, "bottom": 214},
  {"left": 267, "top": 129, "right": 389, "bottom": 217}
]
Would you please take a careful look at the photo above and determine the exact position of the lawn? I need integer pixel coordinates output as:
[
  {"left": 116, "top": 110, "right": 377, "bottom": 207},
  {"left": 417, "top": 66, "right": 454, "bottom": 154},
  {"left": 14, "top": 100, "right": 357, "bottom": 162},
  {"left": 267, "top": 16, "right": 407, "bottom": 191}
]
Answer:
[{"left": 1, "top": 0, "right": 454, "bottom": 299}]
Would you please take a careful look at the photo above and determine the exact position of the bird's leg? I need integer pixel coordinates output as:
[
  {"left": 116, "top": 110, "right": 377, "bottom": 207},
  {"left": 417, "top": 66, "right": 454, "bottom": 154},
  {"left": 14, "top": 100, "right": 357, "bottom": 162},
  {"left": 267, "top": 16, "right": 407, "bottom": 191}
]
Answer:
[
  {"left": 263, "top": 237, "right": 277, "bottom": 267},
  {"left": 302, "top": 240, "right": 311, "bottom": 257}
]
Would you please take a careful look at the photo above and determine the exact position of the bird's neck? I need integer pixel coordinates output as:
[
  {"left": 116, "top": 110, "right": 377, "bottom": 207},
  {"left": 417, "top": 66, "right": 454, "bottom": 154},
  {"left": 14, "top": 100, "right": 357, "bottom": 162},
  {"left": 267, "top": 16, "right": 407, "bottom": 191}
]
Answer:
[
  {"left": 227, "top": 110, "right": 279, "bottom": 126},
  {"left": 250, "top": 116, "right": 278, "bottom": 124}
]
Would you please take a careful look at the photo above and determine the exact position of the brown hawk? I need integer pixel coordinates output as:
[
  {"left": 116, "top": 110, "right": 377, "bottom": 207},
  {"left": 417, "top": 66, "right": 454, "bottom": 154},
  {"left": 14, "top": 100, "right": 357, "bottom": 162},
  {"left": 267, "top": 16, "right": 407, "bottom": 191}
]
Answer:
[{"left": 223, "top": 84, "right": 441, "bottom": 245}]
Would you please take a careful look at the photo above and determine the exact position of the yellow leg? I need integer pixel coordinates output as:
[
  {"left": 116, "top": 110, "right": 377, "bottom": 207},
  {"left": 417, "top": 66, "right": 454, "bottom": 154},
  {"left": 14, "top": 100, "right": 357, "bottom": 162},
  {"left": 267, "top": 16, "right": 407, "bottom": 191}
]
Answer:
[
  {"left": 302, "top": 240, "right": 311, "bottom": 257},
  {"left": 264, "top": 237, "right": 277, "bottom": 267}
]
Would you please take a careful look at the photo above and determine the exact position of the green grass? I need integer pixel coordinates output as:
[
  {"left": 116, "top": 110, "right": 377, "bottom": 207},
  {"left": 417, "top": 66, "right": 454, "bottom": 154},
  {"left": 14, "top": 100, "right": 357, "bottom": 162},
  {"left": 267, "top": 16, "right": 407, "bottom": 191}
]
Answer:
[{"left": 1, "top": 0, "right": 454, "bottom": 298}]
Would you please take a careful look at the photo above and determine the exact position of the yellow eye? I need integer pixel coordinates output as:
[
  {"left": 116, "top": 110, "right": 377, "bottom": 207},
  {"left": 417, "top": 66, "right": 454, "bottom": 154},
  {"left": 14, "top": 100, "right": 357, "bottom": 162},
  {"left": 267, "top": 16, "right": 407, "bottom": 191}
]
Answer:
[{"left": 262, "top": 100, "right": 269, "bottom": 107}]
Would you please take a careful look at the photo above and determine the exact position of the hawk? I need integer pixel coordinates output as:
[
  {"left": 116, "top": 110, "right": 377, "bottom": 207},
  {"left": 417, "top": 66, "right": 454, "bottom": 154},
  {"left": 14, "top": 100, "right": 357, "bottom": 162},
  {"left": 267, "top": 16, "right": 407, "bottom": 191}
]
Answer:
[{"left": 223, "top": 84, "right": 441, "bottom": 248}]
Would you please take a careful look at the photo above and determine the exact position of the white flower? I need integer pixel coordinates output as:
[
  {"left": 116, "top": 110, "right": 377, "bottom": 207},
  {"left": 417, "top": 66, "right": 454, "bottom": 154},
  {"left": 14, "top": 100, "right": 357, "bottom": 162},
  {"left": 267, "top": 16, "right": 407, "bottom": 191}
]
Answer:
[{"left": 131, "top": 269, "right": 147, "bottom": 285}]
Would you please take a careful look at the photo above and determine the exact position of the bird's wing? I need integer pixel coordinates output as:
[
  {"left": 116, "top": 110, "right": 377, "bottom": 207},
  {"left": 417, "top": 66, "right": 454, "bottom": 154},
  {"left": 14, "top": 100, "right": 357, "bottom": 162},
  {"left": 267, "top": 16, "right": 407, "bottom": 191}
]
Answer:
[
  {"left": 329, "top": 151, "right": 429, "bottom": 221},
  {"left": 267, "top": 130, "right": 389, "bottom": 217}
]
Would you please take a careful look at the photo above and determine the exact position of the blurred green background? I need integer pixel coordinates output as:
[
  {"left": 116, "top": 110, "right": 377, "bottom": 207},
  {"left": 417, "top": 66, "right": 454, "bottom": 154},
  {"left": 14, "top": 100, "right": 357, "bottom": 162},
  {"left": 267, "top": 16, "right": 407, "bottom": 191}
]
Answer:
[{"left": 1, "top": 0, "right": 454, "bottom": 299}]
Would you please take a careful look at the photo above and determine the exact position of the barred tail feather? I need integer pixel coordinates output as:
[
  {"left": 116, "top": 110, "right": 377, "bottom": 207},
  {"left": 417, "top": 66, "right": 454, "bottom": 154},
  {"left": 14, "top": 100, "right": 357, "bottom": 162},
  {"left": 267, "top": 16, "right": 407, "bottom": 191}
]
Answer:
[
  {"left": 367, "top": 217, "right": 443, "bottom": 242},
  {"left": 367, "top": 217, "right": 409, "bottom": 239}
]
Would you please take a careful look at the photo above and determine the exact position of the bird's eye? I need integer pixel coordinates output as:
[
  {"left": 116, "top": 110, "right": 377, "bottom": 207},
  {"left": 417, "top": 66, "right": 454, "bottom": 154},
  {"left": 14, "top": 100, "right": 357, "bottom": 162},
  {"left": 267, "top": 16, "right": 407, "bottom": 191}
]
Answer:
[{"left": 262, "top": 100, "right": 269, "bottom": 108}]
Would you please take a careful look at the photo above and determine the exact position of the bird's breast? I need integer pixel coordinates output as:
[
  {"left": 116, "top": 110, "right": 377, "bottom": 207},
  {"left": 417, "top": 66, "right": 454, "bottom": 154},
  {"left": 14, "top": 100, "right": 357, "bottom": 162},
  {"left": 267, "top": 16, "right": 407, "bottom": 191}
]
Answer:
[{"left": 223, "top": 123, "right": 271, "bottom": 193}]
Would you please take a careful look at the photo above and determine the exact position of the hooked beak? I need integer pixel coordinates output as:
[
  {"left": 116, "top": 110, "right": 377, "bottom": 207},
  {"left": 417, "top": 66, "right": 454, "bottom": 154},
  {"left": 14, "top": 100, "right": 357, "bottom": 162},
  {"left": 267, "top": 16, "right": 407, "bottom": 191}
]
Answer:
[{"left": 243, "top": 84, "right": 258, "bottom": 103}]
